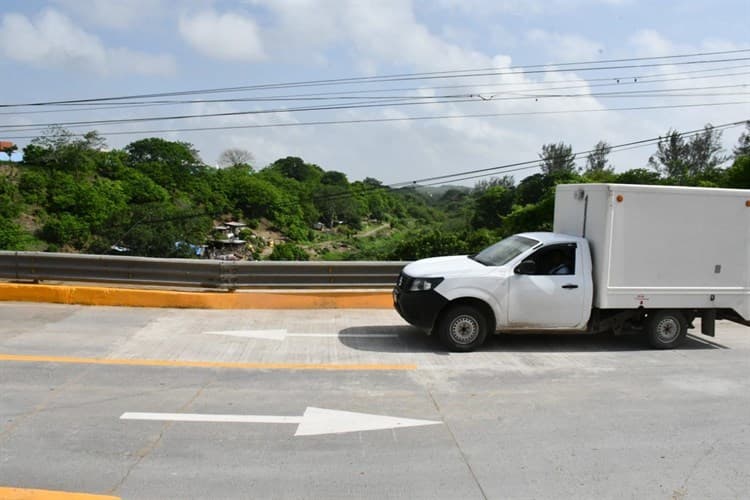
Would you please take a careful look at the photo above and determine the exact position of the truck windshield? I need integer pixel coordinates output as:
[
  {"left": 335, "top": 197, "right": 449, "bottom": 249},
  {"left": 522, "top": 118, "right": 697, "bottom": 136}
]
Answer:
[{"left": 471, "top": 235, "right": 539, "bottom": 266}]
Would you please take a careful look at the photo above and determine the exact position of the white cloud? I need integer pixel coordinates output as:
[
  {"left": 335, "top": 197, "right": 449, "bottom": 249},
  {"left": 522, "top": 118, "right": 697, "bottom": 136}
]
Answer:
[
  {"left": 158, "top": 1, "right": 632, "bottom": 180},
  {"left": 526, "top": 29, "right": 604, "bottom": 61},
  {"left": 50, "top": 0, "right": 167, "bottom": 29},
  {"left": 179, "top": 10, "right": 266, "bottom": 62},
  {"left": 0, "top": 9, "right": 176, "bottom": 76},
  {"left": 429, "top": 0, "right": 634, "bottom": 16},
  {"left": 628, "top": 29, "right": 677, "bottom": 56}
]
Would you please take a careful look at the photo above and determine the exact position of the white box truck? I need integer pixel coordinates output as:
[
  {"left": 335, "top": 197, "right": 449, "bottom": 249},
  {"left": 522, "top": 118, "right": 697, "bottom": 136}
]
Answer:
[{"left": 393, "top": 183, "right": 750, "bottom": 351}]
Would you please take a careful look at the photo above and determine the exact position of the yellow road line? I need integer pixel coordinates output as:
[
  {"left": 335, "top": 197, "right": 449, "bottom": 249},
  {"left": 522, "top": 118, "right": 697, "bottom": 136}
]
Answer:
[
  {"left": 0, "top": 487, "right": 119, "bottom": 500},
  {"left": 0, "top": 283, "right": 393, "bottom": 309},
  {"left": 0, "top": 353, "right": 416, "bottom": 371}
]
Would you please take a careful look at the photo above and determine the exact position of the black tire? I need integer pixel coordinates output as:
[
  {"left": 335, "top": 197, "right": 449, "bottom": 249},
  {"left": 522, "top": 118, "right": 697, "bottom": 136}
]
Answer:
[
  {"left": 647, "top": 310, "right": 688, "bottom": 349},
  {"left": 437, "top": 305, "right": 489, "bottom": 352}
]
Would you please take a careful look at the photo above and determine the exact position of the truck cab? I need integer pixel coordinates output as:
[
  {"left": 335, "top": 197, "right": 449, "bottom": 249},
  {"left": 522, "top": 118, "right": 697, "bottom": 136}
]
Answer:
[{"left": 393, "top": 232, "right": 594, "bottom": 351}]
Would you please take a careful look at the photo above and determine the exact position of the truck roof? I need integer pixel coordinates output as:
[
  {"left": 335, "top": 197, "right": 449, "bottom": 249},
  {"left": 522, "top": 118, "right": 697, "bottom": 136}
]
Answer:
[{"left": 516, "top": 232, "right": 585, "bottom": 245}]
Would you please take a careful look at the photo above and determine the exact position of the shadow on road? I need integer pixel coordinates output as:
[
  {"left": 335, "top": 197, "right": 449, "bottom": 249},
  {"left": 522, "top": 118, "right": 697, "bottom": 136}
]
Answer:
[{"left": 337, "top": 325, "right": 728, "bottom": 353}]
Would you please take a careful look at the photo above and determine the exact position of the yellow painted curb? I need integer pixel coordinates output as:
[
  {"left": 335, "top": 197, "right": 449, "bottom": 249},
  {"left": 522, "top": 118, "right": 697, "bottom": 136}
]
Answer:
[
  {"left": 0, "top": 353, "right": 416, "bottom": 372},
  {"left": 0, "top": 283, "right": 393, "bottom": 309},
  {"left": 0, "top": 487, "right": 119, "bottom": 500}
]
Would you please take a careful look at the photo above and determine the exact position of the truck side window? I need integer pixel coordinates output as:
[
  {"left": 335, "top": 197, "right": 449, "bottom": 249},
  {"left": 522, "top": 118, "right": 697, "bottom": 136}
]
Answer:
[{"left": 527, "top": 245, "right": 576, "bottom": 275}]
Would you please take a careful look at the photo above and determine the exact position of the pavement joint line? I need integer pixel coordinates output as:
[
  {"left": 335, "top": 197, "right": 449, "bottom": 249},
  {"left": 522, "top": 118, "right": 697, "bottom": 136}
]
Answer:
[
  {"left": 0, "top": 353, "right": 417, "bottom": 371},
  {"left": 0, "top": 487, "right": 120, "bottom": 500}
]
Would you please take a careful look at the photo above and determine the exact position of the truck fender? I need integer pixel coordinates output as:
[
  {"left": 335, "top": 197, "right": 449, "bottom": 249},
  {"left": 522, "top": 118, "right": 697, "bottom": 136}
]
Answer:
[{"left": 437, "top": 286, "right": 503, "bottom": 328}]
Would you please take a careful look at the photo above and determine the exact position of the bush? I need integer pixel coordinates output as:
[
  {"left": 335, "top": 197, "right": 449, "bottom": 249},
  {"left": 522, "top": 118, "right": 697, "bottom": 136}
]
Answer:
[{"left": 269, "top": 242, "right": 309, "bottom": 261}]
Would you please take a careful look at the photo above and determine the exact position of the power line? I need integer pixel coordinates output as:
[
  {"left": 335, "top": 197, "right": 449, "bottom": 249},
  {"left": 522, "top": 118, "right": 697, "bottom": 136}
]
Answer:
[
  {"left": 3, "top": 49, "right": 750, "bottom": 108},
  {"left": 2, "top": 82, "right": 748, "bottom": 133},
  {"left": 3, "top": 101, "right": 747, "bottom": 140},
  {"left": 4, "top": 64, "right": 748, "bottom": 118}
]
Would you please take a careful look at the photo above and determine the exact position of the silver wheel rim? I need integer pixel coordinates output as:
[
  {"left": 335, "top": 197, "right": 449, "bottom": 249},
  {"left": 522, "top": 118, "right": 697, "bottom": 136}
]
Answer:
[
  {"left": 655, "top": 317, "right": 680, "bottom": 343},
  {"left": 449, "top": 314, "right": 480, "bottom": 344}
]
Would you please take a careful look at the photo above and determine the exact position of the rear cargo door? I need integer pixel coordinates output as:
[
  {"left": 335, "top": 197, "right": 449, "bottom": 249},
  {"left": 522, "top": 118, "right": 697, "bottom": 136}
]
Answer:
[{"left": 507, "top": 243, "right": 587, "bottom": 329}]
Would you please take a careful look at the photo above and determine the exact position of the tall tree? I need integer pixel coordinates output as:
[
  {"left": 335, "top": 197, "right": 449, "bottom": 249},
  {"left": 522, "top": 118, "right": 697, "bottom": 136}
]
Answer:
[
  {"left": 584, "top": 141, "right": 613, "bottom": 174},
  {"left": 218, "top": 148, "right": 255, "bottom": 169},
  {"left": 648, "top": 129, "right": 689, "bottom": 182},
  {"left": 125, "top": 138, "right": 204, "bottom": 191},
  {"left": 539, "top": 142, "right": 577, "bottom": 176},
  {"left": 649, "top": 126, "right": 726, "bottom": 184},
  {"left": 734, "top": 121, "right": 750, "bottom": 158},
  {"left": 474, "top": 175, "right": 514, "bottom": 192},
  {"left": 687, "top": 125, "right": 727, "bottom": 179}
]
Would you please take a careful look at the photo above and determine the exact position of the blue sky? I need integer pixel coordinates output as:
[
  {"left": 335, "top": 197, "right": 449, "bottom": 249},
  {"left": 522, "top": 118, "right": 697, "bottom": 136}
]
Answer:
[{"left": 1, "top": 0, "right": 748, "bottom": 184}]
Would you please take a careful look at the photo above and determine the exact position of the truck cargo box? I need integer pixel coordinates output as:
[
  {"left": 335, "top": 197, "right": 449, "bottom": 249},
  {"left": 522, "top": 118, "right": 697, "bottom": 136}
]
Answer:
[{"left": 554, "top": 184, "right": 750, "bottom": 320}]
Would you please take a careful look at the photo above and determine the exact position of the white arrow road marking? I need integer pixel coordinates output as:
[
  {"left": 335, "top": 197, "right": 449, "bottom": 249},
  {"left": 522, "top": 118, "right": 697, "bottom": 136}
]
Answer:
[
  {"left": 203, "top": 329, "right": 398, "bottom": 341},
  {"left": 120, "top": 407, "right": 441, "bottom": 436}
]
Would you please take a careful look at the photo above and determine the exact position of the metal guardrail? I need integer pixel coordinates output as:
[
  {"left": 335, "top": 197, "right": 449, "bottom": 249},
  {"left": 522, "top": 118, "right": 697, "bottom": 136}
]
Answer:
[{"left": 0, "top": 251, "right": 406, "bottom": 289}]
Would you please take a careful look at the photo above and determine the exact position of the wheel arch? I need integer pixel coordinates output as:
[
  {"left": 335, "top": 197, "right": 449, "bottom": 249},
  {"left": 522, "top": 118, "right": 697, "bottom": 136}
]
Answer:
[{"left": 437, "top": 296, "right": 497, "bottom": 333}]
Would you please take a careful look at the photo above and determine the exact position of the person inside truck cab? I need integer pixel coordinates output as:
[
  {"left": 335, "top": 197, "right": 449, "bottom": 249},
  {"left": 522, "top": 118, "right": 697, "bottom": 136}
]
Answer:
[{"left": 547, "top": 249, "right": 572, "bottom": 275}]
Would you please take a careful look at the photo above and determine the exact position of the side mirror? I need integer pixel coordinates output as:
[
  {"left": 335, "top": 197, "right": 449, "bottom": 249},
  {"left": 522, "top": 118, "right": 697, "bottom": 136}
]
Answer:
[{"left": 515, "top": 259, "right": 536, "bottom": 275}]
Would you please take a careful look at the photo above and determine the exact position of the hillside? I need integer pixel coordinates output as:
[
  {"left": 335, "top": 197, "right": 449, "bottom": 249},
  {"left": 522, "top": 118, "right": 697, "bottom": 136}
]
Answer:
[{"left": 1, "top": 126, "right": 749, "bottom": 260}]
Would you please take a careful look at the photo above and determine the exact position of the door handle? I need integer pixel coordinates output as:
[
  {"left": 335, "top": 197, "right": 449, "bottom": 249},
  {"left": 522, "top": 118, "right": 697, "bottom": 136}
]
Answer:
[{"left": 562, "top": 284, "right": 578, "bottom": 289}]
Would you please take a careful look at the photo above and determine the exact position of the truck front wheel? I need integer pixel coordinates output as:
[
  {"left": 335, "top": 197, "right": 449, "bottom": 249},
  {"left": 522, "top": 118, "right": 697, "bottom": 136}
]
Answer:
[
  {"left": 647, "top": 310, "right": 688, "bottom": 349},
  {"left": 437, "top": 305, "right": 489, "bottom": 352}
]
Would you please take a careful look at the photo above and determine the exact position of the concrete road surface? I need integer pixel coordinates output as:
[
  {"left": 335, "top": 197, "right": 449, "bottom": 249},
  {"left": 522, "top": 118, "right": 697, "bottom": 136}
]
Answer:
[{"left": 1, "top": 302, "right": 749, "bottom": 499}]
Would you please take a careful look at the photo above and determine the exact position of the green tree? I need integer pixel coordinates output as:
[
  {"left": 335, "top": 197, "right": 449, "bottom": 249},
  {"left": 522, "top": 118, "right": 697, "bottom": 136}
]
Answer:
[
  {"left": 41, "top": 213, "right": 91, "bottom": 248},
  {"left": 502, "top": 194, "right": 555, "bottom": 236},
  {"left": 125, "top": 138, "right": 204, "bottom": 192},
  {"left": 732, "top": 121, "right": 750, "bottom": 158},
  {"left": 23, "top": 127, "right": 104, "bottom": 175},
  {"left": 0, "top": 217, "right": 29, "bottom": 250},
  {"left": 649, "top": 126, "right": 726, "bottom": 184},
  {"left": 474, "top": 175, "right": 514, "bottom": 192},
  {"left": 320, "top": 170, "right": 349, "bottom": 186},
  {"left": 724, "top": 155, "right": 750, "bottom": 189},
  {"left": 471, "top": 185, "right": 514, "bottom": 229},
  {"left": 115, "top": 203, "right": 211, "bottom": 257},
  {"left": 269, "top": 242, "right": 309, "bottom": 261},
  {"left": 386, "top": 229, "right": 467, "bottom": 260},
  {"left": 539, "top": 142, "right": 577, "bottom": 175},
  {"left": 0, "top": 175, "right": 21, "bottom": 219},
  {"left": 265, "top": 157, "right": 323, "bottom": 183},
  {"left": 616, "top": 168, "right": 662, "bottom": 185},
  {"left": 648, "top": 130, "right": 687, "bottom": 182},
  {"left": 514, "top": 173, "right": 556, "bottom": 206},
  {"left": 584, "top": 141, "right": 613, "bottom": 175}
]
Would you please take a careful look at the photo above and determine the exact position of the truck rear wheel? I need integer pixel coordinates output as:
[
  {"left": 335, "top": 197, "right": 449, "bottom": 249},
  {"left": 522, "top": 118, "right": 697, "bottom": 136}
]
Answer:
[
  {"left": 647, "top": 310, "right": 688, "bottom": 349},
  {"left": 437, "top": 305, "right": 489, "bottom": 352}
]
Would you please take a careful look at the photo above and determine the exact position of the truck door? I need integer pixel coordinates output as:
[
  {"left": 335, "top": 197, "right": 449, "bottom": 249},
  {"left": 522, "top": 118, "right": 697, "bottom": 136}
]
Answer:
[{"left": 507, "top": 243, "right": 587, "bottom": 329}]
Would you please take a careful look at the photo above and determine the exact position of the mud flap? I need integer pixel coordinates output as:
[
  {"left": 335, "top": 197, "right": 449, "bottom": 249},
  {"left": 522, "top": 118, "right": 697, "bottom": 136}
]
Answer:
[{"left": 701, "top": 309, "right": 716, "bottom": 337}]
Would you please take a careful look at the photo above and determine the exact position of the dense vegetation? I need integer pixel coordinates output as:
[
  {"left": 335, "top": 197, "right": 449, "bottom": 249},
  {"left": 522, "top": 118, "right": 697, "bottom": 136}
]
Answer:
[{"left": 1, "top": 124, "right": 748, "bottom": 260}]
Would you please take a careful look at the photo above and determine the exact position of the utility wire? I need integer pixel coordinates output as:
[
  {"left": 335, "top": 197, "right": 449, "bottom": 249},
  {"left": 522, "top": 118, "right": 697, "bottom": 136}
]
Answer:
[
  {"left": 3, "top": 49, "right": 750, "bottom": 108},
  {"left": 0, "top": 65, "right": 750, "bottom": 119},
  {"left": 2, "top": 84, "right": 748, "bottom": 133},
  {"left": 4, "top": 64, "right": 748, "bottom": 117},
  {"left": 3, "top": 101, "right": 747, "bottom": 140}
]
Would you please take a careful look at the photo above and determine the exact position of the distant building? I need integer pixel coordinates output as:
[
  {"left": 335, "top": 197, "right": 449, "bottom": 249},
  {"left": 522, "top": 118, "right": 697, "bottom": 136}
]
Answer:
[{"left": 208, "top": 220, "right": 251, "bottom": 260}]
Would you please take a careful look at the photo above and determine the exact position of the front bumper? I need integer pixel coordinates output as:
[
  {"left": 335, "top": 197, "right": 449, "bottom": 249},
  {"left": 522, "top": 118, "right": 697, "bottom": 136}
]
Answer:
[{"left": 393, "top": 276, "right": 448, "bottom": 330}]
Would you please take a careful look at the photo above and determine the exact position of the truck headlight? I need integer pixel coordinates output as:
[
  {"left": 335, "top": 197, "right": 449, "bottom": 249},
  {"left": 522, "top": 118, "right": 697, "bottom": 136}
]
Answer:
[{"left": 409, "top": 277, "right": 444, "bottom": 292}]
